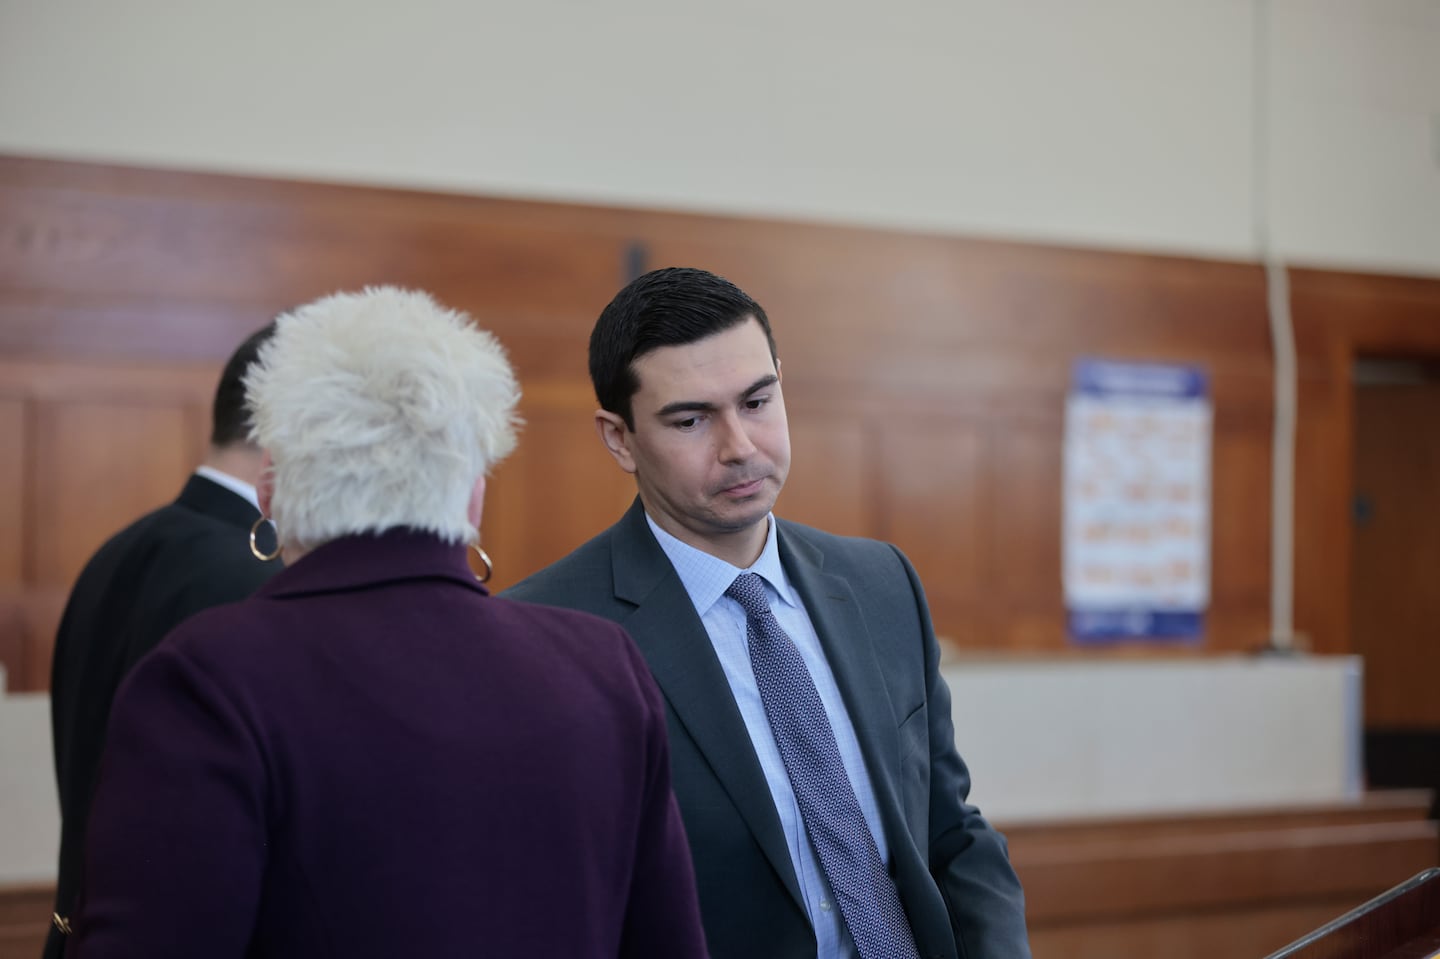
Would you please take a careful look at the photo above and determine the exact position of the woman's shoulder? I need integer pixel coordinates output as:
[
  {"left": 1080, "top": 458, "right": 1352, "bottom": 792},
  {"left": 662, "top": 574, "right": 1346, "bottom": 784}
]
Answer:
[
  {"left": 484, "top": 594, "right": 630, "bottom": 645},
  {"left": 157, "top": 595, "right": 293, "bottom": 671}
]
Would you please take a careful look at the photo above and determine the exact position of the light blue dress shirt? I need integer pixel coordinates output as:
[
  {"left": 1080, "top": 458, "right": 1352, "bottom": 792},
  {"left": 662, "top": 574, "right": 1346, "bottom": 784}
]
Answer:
[
  {"left": 647, "top": 514, "right": 890, "bottom": 959},
  {"left": 194, "top": 466, "right": 260, "bottom": 511}
]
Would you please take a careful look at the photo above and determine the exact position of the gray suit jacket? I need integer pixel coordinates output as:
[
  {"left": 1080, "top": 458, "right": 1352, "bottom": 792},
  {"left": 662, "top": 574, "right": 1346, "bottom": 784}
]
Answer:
[{"left": 504, "top": 499, "right": 1030, "bottom": 959}]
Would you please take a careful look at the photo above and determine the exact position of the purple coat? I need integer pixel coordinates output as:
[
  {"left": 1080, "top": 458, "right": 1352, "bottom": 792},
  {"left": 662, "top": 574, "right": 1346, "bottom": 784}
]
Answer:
[{"left": 70, "top": 529, "right": 707, "bottom": 958}]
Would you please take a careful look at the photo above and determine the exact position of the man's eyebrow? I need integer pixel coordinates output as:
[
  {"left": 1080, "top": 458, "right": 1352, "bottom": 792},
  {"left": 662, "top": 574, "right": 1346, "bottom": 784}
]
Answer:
[
  {"left": 742, "top": 374, "right": 779, "bottom": 398},
  {"left": 654, "top": 375, "right": 779, "bottom": 419},
  {"left": 656, "top": 400, "right": 716, "bottom": 418}
]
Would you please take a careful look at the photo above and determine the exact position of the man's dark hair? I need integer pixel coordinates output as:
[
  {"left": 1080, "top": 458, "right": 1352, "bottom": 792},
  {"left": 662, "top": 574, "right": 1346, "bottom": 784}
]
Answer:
[
  {"left": 210, "top": 321, "right": 277, "bottom": 447},
  {"left": 589, "top": 267, "right": 777, "bottom": 430}
]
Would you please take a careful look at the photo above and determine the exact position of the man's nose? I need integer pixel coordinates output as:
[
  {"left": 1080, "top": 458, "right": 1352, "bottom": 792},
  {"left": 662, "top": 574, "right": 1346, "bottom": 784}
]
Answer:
[{"left": 717, "top": 410, "right": 758, "bottom": 462}]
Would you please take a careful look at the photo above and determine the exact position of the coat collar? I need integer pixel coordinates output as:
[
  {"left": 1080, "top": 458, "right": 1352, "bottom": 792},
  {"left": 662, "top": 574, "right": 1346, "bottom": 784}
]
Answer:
[
  {"left": 257, "top": 528, "right": 489, "bottom": 600},
  {"left": 177, "top": 473, "right": 264, "bottom": 532}
]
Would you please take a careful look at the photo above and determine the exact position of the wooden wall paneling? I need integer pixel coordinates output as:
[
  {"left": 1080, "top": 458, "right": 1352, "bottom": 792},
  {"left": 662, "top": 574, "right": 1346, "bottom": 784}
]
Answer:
[
  {"left": 1292, "top": 367, "right": 1350, "bottom": 656},
  {"left": 875, "top": 422, "right": 987, "bottom": 647},
  {"left": 986, "top": 416, "right": 1065, "bottom": 650},
  {"left": 0, "top": 399, "right": 24, "bottom": 585},
  {"left": 1208, "top": 424, "right": 1273, "bottom": 634},
  {"left": 482, "top": 384, "right": 637, "bottom": 592},
  {"left": 0, "top": 158, "right": 629, "bottom": 370},
  {"left": 32, "top": 400, "right": 194, "bottom": 589},
  {"left": 1351, "top": 383, "right": 1440, "bottom": 727},
  {"left": 1208, "top": 374, "right": 1277, "bottom": 651},
  {"left": 0, "top": 361, "right": 219, "bottom": 691},
  {"left": 16, "top": 590, "right": 66, "bottom": 692},
  {"left": 640, "top": 231, "right": 1271, "bottom": 373},
  {"left": 2, "top": 391, "right": 30, "bottom": 687},
  {"left": 22, "top": 366, "right": 220, "bottom": 590},
  {"left": 0, "top": 155, "right": 1352, "bottom": 665},
  {"left": 0, "top": 604, "right": 20, "bottom": 692},
  {"left": 779, "top": 416, "right": 870, "bottom": 541}
]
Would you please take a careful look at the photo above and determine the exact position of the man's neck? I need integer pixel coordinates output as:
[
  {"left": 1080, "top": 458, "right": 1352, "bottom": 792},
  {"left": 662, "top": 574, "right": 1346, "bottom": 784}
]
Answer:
[
  {"left": 202, "top": 444, "right": 264, "bottom": 488},
  {"left": 713, "top": 526, "right": 769, "bottom": 569},
  {"left": 644, "top": 509, "right": 770, "bottom": 569}
]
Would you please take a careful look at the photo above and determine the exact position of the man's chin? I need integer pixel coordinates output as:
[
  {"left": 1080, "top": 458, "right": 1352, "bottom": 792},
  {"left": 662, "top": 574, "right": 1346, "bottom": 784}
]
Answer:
[{"left": 706, "top": 498, "right": 776, "bottom": 534}]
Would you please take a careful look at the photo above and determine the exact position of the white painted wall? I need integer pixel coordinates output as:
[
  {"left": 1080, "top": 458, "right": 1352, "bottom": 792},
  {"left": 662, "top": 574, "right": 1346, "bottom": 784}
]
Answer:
[
  {"left": 0, "top": 673, "right": 59, "bottom": 882},
  {"left": 1266, "top": 1, "right": 1440, "bottom": 275},
  {"left": 945, "top": 655, "right": 1364, "bottom": 822},
  {"left": 4, "top": 1, "right": 1433, "bottom": 271}
]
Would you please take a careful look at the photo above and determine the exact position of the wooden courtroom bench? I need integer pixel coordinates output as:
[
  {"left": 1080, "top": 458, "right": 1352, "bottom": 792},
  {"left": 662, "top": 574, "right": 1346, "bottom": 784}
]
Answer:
[
  {"left": 1, "top": 791, "right": 1434, "bottom": 959},
  {"left": 1005, "top": 789, "right": 1440, "bottom": 958}
]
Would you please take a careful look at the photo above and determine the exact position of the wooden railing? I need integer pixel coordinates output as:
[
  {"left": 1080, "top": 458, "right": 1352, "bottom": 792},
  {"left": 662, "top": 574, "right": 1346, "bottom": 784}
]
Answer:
[
  {"left": 1006, "top": 790, "right": 1440, "bottom": 958},
  {"left": 5, "top": 791, "right": 1433, "bottom": 959},
  {"left": 1264, "top": 867, "right": 1440, "bottom": 959}
]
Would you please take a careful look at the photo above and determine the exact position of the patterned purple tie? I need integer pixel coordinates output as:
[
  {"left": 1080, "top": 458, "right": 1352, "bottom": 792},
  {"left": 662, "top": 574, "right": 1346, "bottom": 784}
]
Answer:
[{"left": 726, "top": 572, "right": 921, "bottom": 959}]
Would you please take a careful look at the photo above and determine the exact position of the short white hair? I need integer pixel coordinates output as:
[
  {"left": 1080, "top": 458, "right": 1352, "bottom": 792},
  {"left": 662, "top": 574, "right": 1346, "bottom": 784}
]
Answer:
[{"left": 245, "top": 286, "right": 520, "bottom": 551}]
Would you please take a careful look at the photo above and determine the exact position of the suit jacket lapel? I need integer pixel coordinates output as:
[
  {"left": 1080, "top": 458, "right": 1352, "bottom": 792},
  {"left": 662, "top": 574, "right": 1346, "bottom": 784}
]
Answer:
[
  {"left": 777, "top": 524, "right": 908, "bottom": 845},
  {"left": 609, "top": 501, "right": 805, "bottom": 912}
]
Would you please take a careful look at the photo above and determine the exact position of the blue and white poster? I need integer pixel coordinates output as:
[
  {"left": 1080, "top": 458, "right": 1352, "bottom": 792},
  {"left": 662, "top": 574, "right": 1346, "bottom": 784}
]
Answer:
[{"left": 1063, "top": 359, "right": 1212, "bottom": 642}]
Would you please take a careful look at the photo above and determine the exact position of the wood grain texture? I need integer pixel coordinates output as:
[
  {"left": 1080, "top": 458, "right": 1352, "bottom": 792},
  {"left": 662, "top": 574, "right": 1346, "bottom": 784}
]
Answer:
[
  {"left": 782, "top": 417, "right": 871, "bottom": 540},
  {"left": 1263, "top": 868, "right": 1440, "bottom": 959},
  {"left": 1006, "top": 792, "right": 1440, "bottom": 959},
  {"left": 0, "top": 400, "right": 23, "bottom": 585},
  {"left": 0, "top": 360, "right": 215, "bottom": 689},
  {"left": 1351, "top": 383, "right": 1440, "bottom": 727},
  {"left": 2, "top": 155, "right": 1439, "bottom": 692},
  {"left": 32, "top": 402, "right": 195, "bottom": 588},
  {"left": 1290, "top": 269, "right": 1440, "bottom": 656},
  {"left": 877, "top": 423, "right": 986, "bottom": 645},
  {"left": 0, "top": 882, "right": 51, "bottom": 959},
  {"left": 482, "top": 388, "right": 638, "bottom": 593}
]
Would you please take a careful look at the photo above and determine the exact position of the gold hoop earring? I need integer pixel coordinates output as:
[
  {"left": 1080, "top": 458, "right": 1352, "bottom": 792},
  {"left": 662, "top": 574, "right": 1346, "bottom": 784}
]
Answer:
[
  {"left": 468, "top": 543, "right": 493, "bottom": 583},
  {"left": 249, "top": 516, "right": 281, "bottom": 562}
]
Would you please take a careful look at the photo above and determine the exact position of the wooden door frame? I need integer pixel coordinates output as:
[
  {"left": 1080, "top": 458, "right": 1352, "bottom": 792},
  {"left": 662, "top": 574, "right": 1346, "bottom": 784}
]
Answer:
[{"left": 1291, "top": 268, "right": 1440, "bottom": 655}]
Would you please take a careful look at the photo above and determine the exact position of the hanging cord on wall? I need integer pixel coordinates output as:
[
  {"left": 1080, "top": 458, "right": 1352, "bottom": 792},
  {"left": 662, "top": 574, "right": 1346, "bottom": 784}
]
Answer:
[{"left": 1255, "top": 0, "right": 1303, "bottom": 654}]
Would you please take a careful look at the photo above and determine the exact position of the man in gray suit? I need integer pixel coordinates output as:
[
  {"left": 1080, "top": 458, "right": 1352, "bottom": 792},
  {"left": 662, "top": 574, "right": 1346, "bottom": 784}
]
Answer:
[{"left": 505, "top": 267, "right": 1030, "bottom": 959}]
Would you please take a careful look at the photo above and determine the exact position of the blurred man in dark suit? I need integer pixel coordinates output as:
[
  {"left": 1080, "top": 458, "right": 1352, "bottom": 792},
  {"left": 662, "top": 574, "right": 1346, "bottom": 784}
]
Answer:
[{"left": 44, "top": 321, "right": 280, "bottom": 958}]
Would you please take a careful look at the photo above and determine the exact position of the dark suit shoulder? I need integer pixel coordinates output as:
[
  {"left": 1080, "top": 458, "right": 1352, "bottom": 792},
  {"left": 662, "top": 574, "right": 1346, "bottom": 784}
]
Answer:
[
  {"left": 501, "top": 525, "right": 618, "bottom": 615},
  {"left": 72, "top": 502, "right": 183, "bottom": 580},
  {"left": 776, "top": 516, "right": 911, "bottom": 570}
]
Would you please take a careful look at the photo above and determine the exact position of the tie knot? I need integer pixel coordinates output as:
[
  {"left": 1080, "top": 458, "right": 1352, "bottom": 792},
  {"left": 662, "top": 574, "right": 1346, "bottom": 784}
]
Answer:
[{"left": 725, "top": 572, "right": 770, "bottom": 619}]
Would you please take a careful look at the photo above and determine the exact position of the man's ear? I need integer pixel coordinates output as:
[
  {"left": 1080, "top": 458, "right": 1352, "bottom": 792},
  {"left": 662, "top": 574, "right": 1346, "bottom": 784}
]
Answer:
[
  {"left": 595, "top": 410, "right": 637, "bottom": 474},
  {"left": 776, "top": 356, "right": 783, "bottom": 382},
  {"left": 257, "top": 449, "right": 275, "bottom": 517}
]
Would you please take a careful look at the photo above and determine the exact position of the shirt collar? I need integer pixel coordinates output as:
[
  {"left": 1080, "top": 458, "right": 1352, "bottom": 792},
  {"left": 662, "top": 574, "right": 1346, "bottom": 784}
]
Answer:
[
  {"left": 645, "top": 512, "right": 800, "bottom": 616},
  {"left": 194, "top": 465, "right": 261, "bottom": 512}
]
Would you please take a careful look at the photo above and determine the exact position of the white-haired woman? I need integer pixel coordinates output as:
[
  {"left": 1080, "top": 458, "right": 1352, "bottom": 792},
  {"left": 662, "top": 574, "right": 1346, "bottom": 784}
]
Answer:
[{"left": 69, "top": 288, "right": 708, "bottom": 959}]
